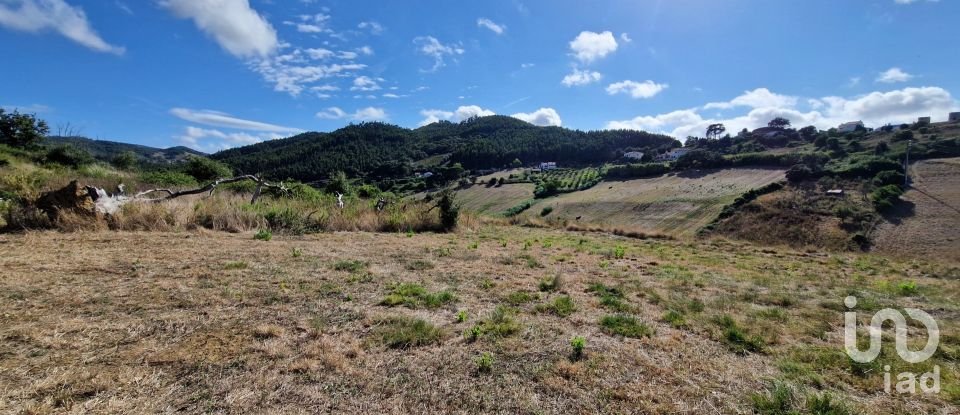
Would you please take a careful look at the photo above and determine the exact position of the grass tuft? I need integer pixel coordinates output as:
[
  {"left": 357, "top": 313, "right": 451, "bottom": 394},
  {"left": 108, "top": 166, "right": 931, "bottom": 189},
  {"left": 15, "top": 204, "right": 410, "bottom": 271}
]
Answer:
[
  {"left": 374, "top": 316, "right": 443, "bottom": 348},
  {"left": 599, "top": 314, "right": 654, "bottom": 338}
]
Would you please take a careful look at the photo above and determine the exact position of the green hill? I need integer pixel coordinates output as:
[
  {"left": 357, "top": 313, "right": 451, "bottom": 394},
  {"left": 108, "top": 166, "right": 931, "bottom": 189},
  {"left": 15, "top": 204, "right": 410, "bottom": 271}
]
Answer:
[
  {"left": 43, "top": 136, "right": 205, "bottom": 164},
  {"left": 211, "top": 116, "right": 680, "bottom": 183}
]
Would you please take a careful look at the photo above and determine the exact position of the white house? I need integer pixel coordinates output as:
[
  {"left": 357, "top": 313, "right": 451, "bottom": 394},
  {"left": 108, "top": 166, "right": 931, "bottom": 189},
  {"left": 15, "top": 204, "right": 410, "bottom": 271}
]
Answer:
[
  {"left": 837, "top": 121, "right": 864, "bottom": 133},
  {"left": 656, "top": 148, "right": 691, "bottom": 161},
  {"left": 538, "top": 162, "right": 557, "bottom": 171},
  {"left": 623, "top": 151, "right": 644, "bottom": 160}
]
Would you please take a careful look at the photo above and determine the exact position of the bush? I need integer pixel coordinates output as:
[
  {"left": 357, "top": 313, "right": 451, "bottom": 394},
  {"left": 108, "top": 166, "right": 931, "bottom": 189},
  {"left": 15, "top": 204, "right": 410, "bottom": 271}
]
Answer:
[
  {"left": 111, "top": 151, "right": 138, "bottom": 170},
  {"left": 475, "top": 352, "right": 494, "bottom": 373},
  {"left": 535, "top": 295, "right": 576, "bottom": 317},
  {"left": 437, "top": 190, "right": 459, "bottom": 231},
  {"left": 254, "top": 229, "right": 272, "bottom": 241},
  {"left": 355, "top": 184, "right": 380, "bottom": 198},
  {"left": 325, "top": 171, "right": 352, "bottom": 195},
  {"left": 44, "top": 145, "right": 93, "bottom": 167},
  {"left": 872, "top": 170, "right": 905, "bottom": 187},
  {"left": 184, "top": 156, "right": 232, "bottom": 183},
  {"left": 785, "top": 164, "right": 815, "bottom": 182},
  {"left": 570, "top": 336, "right": 586, "bottom": 360},
  {"left": 540, "top": 206, "right": 553, "bottom": 217},
  {"left": 893, "top": 130, "right": 914, "bottom": 142},
  {"left": 871, "top": 184, "right": 904, "bottom": 212},
  {"left": 605, "top": 163, "right": 669, "bottom": 179},
  {"left": 140, "top": 170, "right": 199, "bottom": 187}
]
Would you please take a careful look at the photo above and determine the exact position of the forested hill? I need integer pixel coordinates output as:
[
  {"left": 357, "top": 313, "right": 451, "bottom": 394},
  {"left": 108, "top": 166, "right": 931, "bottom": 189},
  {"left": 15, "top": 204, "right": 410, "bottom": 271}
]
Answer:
[
  {"left": 211, "top": 116, "right": 679, "bottom": 182},
  {"left": 44, "top": 136, "right": 205, "bottom": 164}
]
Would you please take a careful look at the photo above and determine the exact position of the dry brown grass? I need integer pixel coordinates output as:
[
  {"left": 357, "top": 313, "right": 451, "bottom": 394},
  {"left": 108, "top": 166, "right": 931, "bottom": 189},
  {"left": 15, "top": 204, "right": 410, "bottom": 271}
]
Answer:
[{"left": 0, "top": 227, "right": 957, "bottom": 413}]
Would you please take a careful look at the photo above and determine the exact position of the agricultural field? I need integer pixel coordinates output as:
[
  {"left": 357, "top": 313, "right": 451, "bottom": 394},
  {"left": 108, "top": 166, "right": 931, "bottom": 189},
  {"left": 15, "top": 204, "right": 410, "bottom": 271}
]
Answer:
[
  {"left": 872, "top": 157, "right": 960, "bottom": 263},
  {"left": 453, "top": 182, "right": 535, "bottom": 215},
  {"left": 1, "top": 227, "right": 957, "bottom": 414},
  {"left": 527, "top": 167, "right": 787, "bottom": 237},
  {"left": 533, "top": 168, "right": 604, "bottom": 194}
]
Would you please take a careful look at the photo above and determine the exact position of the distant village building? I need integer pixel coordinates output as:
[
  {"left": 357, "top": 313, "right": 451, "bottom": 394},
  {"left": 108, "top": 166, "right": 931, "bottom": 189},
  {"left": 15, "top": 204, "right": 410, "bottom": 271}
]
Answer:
[
  {"left": 656, "top": 148, "right": 691, "bottom": 161},
  {"left": 826, "top": 189, "right": 845, "bottom": 197},
  {"left": 538, "top": 162, "right": 557, "bottom": 171},
  {"left": 623, "top": 151, "right": 644, "bottom": 161},
  {"left": 415, "top": 172, "right": 434, "bottom": 179},
  {"left": 950, "top": 112, "right": 960, "bottom": 122},
  {"left": 918, "top": 116, "right": 931, "bottom": 124},
  {"left": 837, "top": 121, "right": 864, "bottom": 133}
]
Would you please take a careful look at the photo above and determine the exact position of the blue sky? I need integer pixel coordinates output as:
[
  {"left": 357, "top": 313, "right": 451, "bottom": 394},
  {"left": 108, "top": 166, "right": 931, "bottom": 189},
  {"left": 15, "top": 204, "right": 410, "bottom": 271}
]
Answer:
[{"left": 1, "top": 0, "right": 958, "bottom": 152}]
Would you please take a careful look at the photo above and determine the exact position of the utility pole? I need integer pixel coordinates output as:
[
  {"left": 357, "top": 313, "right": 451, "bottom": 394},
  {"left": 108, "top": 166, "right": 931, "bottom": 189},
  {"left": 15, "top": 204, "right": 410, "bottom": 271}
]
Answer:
[{"left": 904, "top": 140, "right": 913, "bottom": 187}]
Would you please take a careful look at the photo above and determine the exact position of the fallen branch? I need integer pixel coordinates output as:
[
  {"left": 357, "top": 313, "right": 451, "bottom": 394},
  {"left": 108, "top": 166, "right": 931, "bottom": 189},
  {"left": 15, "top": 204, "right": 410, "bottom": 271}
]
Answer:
[{"left": 134, "top": 175, "right": 286, "bottom": 204}]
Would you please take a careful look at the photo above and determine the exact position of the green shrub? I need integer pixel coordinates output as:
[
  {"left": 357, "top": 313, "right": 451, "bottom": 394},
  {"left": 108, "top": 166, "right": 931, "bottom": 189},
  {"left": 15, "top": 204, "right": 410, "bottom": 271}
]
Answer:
[
  {"left": 873, "top": 170, "right": 905, "bottom": 187},
  {"left": 751, "top": 382, "right": 794, "bottom": 414},
  {"left": 184, "top": 156, "right": 232, "bottom": 183},
  {"left": 870, "top": 184, "right": 904, "bottom": 212},
  {"left": 139, "top": 170, "right": 198, "bottom": 187},
  {"left": 505, "top": 290, "right": 536, "bottom": 305},
  {"left": 44, "top": 145, "right": 93, "bottom": 167},
  {"left": 662, "top": 309, "right": 686, "bottom": 328},
  {"left": 540, "top": 206, "right": 554, "bottom": 217},
  {"left": 111, "top": 151, "right": 138, "bottom": 170},
  {"left": 254, "top": 229, "right": 272, "bottom": 241},
  {"left": 502, "top": 200, "right": 533, "bottom": 217},
  {"left": 437, "top": 190, "right": 459, "bottom": 231},
  {"left": 456, "top": 310, "right": 468, "bottom": 323},
  {"left": 475, "top": 352, "right": 494, "bottom": 373},
  {"left": 599, "top": 314, "right": 653, "bottom": 338},
  {"left": 570, "top": 336, "right": 586, "bottom": 360}
]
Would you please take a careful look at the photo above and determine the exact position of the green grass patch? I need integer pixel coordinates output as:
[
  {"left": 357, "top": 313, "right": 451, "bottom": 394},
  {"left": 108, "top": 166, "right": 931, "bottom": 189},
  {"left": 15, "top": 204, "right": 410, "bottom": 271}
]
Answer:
[
  {"left": 465, "top": 305, "right": 521, "bottom": 341},
  {"left": 381, "top": 282, "right": 456, "bottom": 309},
  {"left": 535, "top": 295, "right": 576, "bottom": 317},
  {"left": 374, "top": 316, "right": 444, "bottom": 349},
  {"left": 599, "top": 314, "right": 654, "bottom": 338}
]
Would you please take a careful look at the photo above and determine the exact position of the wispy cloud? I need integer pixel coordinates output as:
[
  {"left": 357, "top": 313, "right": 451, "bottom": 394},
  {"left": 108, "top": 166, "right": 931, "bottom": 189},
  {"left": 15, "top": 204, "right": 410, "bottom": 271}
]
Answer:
[
  {"left": 169, "top": 108, "right": 301, "bottom": 133},
  {"left": 413, "top": 36, "right": 464, "bottom": 72},
  {"left": 876, "top": 67, "right": 914, "bottom": 83},
  {"left": 0, "top": 0, "right": 125, "bottom": 54},
  {"left": 477, "top": 18, "right": 506, "bottom": 35}
]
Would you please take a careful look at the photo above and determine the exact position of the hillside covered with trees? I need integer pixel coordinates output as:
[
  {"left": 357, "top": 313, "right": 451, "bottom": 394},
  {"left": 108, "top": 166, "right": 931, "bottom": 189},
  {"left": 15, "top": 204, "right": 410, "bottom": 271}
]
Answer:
[{"left": 211, "top": 116, "right": 680, "bottom": 183}]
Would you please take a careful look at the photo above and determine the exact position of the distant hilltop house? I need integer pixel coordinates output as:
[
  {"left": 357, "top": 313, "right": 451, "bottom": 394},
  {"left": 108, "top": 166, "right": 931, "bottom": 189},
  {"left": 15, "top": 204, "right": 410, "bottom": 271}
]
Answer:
[
  {"left": 538, "top": 162, "right": 557, "bottom": 171},
  {"left": 918, "top": 116, "right": 931, "bottom": 124},
  {"left": 837, "top": 121, "right": 864, "bottom": 133},
  {"left": 656, "top": 148, "right": 690, "bottom": 161},
  {"left": 950, "top": 112, "right": 960, "bottom": 122},
  {"left": 623, "top": 151, "right": 644, "bottom": 160},
  {"left": 415, "top": 172, "right": 434, "bottom": 178}
]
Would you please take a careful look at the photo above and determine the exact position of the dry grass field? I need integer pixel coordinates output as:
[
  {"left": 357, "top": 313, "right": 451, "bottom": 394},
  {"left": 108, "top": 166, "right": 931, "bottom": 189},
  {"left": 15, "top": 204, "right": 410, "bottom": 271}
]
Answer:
[
  {"left": 872, "top": 158, "right": 960, "bottom": 264},
  {"left": 525, "top": 168, "right": 786, "bottom": 237},
  {"left": 1, "top": 227, "right": 958, "bottom": 414}
]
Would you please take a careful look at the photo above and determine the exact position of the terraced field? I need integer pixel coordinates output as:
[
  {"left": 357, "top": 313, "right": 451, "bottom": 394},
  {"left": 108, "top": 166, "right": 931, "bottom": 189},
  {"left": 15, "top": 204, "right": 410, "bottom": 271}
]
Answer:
[
  {"left": 527, "top": 168, "right": 786, "bottom": 237},
  {"left": 455, "top": 183, "right": 535, "bottom": 215}
]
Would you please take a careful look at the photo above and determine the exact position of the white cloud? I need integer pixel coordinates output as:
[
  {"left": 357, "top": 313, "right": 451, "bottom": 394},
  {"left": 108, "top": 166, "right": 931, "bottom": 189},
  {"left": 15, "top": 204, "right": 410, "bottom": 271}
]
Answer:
[
  {"left": 350, "top": 75, "right": 381, "bottom": 91},
  {"left": 357, "top": 21, "right": 384, "bottom": 35},
  {"left": 169, "top": 108, "right": 301, "bottom": 133},
  {"left": 1, "top": 103, "right": 51, "bottom": 113},
  {"left": 894, "top": 0, "right": 939, "bottom": 4},
  {"left": 0, "top": 0, "right": 124, "bottom": 54},
  {"left": 477, "top": 18, "right": 505, "bottom": 35},
  {"left": 316, "top": 107, "right": 388, "bottom": 122},
  {"left": 569, "top": 31, "right": 618, "bottom": 63},
  {"left": 162, "top": 0, "right": 277, "bottom": 58},
  {"left": 520, "top": 63, "right": 535, "bottom": 69},
  {"left": 250, "top": 57, "right": 366, "bottom": 96},
  {"left": 606, "top": 80, "right": 668, "bottom": 99},
  {"left": 562, "top": 68, "right": 602, "bottom": 87},
  {"left": 418, "top": 105, "right": 495, "bottom": 126},
  {"left": 304, "top": 47, "right": 334, "bottom": 60},
  {"left": 176, "top": 126, "right": 286, "bottom": 152},
  {"left": 704, "top": 88, "right": 798, "bottom": 110},
  {"left": 357, "top": 46, "right": 374, "bottom": 56},
  {"left": 338, "top": 51, "right": 358, "bottom": 60},
  {"left": 511, "top": 108, "right": 562, "bottom": 127},
  {"left": 620, "top": 33, "right": 632, "bottom": 43},
  {"left": 288, "top": 13, "right": 330, "bottom": 34},
  {"left": 876, "top": 67, "right": 914, "bottom": 83},
  {"left": 606, "top": 86, "right": 959, "bottom": 138},
  {"left": 413, "top": 36, "right": 464, "bottom": 72}
]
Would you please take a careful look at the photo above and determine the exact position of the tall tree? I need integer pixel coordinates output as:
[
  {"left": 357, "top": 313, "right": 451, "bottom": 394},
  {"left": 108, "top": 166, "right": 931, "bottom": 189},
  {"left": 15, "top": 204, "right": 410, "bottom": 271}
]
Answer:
[
  {"left": 768, "top": 117, "right": 792, "bottom": 129},
  {"left": 705, "top": 123, "right": 726, "bottom": 140},
  {"left": 0, "top": 109, "right": 49, "bottom": 148}
]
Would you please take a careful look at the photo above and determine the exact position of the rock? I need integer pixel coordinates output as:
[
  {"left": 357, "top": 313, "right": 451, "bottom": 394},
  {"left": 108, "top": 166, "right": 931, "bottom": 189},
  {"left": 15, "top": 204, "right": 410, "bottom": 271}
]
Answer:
[{"left": 36, "top": 180, "right": 98, "bottom": 220}]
